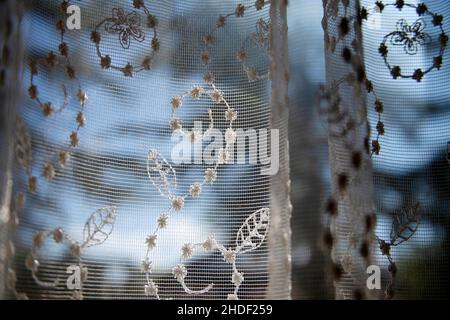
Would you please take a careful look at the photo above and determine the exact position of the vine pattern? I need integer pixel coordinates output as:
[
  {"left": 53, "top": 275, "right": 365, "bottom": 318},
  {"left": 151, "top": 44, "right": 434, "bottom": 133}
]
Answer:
[
  {"left": 201, "top": 0, "right": 271, "bottom": 82},
  {"left": 364, "top": 1, "right": 447, "bottom": 82},
  {"left": 375, "top": 202, "right": 420, "bottom": 299},
  {"left": 23, "top": 0, "right": 88, "bottom": 193},
  {"left": 26, "top": 206, "right": 117, "bottom": 300},
  {"left": 141, "top": 1, "right": 273, "bottom": 300},
  {"left": 13, "top": 0, "right": 96, "bottom": 300},
  {"left": 143, "top": 149, "right": 270, "bottom": 299},
  {"left": 170, "top": 208, "right": 270, "bottom": 300}
]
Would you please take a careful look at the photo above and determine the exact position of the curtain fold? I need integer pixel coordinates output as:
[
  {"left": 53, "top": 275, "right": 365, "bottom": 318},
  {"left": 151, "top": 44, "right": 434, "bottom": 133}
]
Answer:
[
  {"left": 267, "top": 0, "right": 291, "bottom": 299},
  {"left": 322, "top": 0, "right": 376, "bottom": 299},
  {"left": 0, "top": 0, "right": 25, "bottom": 300}
]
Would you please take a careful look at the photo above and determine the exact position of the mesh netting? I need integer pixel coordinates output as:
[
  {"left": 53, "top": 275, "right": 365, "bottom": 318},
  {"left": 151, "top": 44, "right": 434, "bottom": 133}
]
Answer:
[
  {"left": 300, "top": 0, "right": 450, "bottom": 299},
  {"left": 1, "top": 0, "right": 450, "bottom": 301},
  {"left": 0, "top": 0, "right": 290, "bottom": 300}
]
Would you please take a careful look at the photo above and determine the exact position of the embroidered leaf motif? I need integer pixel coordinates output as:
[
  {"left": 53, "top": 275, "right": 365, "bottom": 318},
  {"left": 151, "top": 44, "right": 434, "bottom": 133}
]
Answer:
[
  {"left": 390, "top": 202, "right": 420, "bottom": 246},
  {"left": 235, "top": 208, "right": 270, "bottom": 254},
  {"left": 147, "top": 149, "right": 177, "bottom": 198},
  {"left": 82, "top": 206, "right": 116, "bottom": 248}
]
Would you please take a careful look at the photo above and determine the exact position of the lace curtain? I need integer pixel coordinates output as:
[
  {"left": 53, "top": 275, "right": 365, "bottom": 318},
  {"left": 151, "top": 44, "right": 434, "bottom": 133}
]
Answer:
[
  {"left": 1, "top": 0, "right": 450, "bottom": 300},
  {"left": 0, "top": 0, "right": 290, "bottom": 300}
]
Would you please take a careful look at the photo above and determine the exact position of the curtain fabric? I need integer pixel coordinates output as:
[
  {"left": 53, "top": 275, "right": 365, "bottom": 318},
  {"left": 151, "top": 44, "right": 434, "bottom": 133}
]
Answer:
[{"left": 1, "top": 0, "right": 450, "bottom": 300}]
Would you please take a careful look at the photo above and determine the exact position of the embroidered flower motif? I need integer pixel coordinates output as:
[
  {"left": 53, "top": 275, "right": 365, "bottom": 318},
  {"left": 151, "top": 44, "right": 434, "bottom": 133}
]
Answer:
[
  {"left": 32, "top": 231, "right": 46, "bottom": 248},
  {"left": 76, "top": 112, "right": 86, "bottom": 127},
  {"left": 43, "top": 163, "right": 56, "bottom": 181},
  {"left": 189, "top": 183, "right": 202, "bottom": 198},
  {"left": 232, "top": 271, "right": 244, "bottom": 286},
  {"left": 145, "top": 234, "right": 157, "bottom": 249},
  {"left": 216, "top": 15, "right": 226, "bottom": 28},
  {"left": 210, "top": 89, "right": 223, "bottom": 104},
  {"left": 151, "top": 38, "right": 160, "bottom": 51},
  {"left": 391, "top": 66, "right": 401, "bottom": 79},
  {"left": 225, "top": 109, "right": 237, "bottom": 122},
  {"left": 222, "top": 249, "right": 236, "bottom": 264},
  {"left": 203, "top": 72, "right": 215, "bottom": 84},
  {"left": 390, "top": 19, "right": 431, "bottom": 55},
  {"left": 104, "top": 8, "right": 145, "bottom": 49},
  {"left": 169, "top": 117, "right": 182, "bottom": 131},
  {"left": 28, "top": 85, "right": 37, "bottom": 99},
  {"left": 190, "top": 86, "right": 204, "bottom": 99},
  {"left": 142, "top": 56, "right": 152, "bottom": 70},
  {"left": 144, "top": 281, "right": 158, "bottom": 296},
  {"left": 53, "top": 228, "right": 64, "bottom": 243},
  {"left": 25, "top": 255, "right": 39, "bottom": 272},
  {"left": 171, "top": 96, "right": 182, "bottom": 110},
  {"left": 70, "top": 131, "right": 79, "bottom": 147},
  {"left": 121, "top": 63, "right": 134, "bottom": 77},
  {"left": 412, "top": 68, "right": 424, "bottom": 82},
  {"left": 203, "top": 34, "right": 214, "bottom": 46},
  {"left": 255, "top": 0, "right": 265, "bottom": 10},
  {"left": 235, "top": 4, "right": 245, "bottom": 17},
  {"left": 201, "top": 51, "right": 210, "bottom": 65},
  {"left": 28, "top": 176, "right": 37, "bottom": 193},
  {"left": 141, "top": 258, "right": 152, "bottom": 273},
  {"left": 58, "top": 151, "right": 70, "bottom": 167},
  {"left": 181, "top": 243, "right": 194, "bottom": 259},
  {"left": 101, "top": 55, "right": 111, "bottom": 69},
  {"left": 147, "top": 15, "right": 158, "bottom": 28},
  {"left": 42, "top": 102, "right": 54, "bottom": 117},
  {"left": 236, "top": 49, "right": 247, "bottom": 62},
  {"left": 376, "top": 5, "right": 446, "bottom": 82},
  {"left": 202, "top": 236, "right": 216, "bottom": 252},
  {"left": 59, "top": 42, "right": 68, "bottom": 57},
  {"left": 157, "top": 214, "right": 168, "bottom": 229},
  {"left": 91, "top": 31, "right": 101, "bottom": 44},
  {"left": 204, "top": 168, "right": 217, "bottom": 183},
  {"left": 172, "top": 264, "right": 187, "bottom": 281},
  {"left": 133, "top": 0, "right": 144, "bottom": 9},
  {"left": 77, "top": 90, "right": 88, "bottom": 105},
  {"left": 171, "top": 196, "right": 184, "bottom": 211}
]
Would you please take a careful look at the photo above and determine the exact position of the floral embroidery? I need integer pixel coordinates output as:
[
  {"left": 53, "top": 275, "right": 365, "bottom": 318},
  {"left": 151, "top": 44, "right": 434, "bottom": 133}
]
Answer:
[
  {"left": 362, "top": 1, "right": 447, "bottom": 82},
  {"left": 21, "top": 0, "right": 88, "bottom": 195},
  {"left": 92, "top": 0, "right": 159, "bottom": 76},
  {"left": 201, "top": 3, "right": 271, "bottom": 82},
  {"left": 26, "top": 206, "right": 117, "bottom": 297},
  {"left": 237, "top": 18, "right": 271, "bottom": 82},
  {"left": 390, "top": 19, "right": 431, "bottom": 55},
  {"left": 104, "top": 8, "right": 145, "bottom": 49},
  {"left": 170, "top": 208, "right": 271, "bottom": 299}
]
